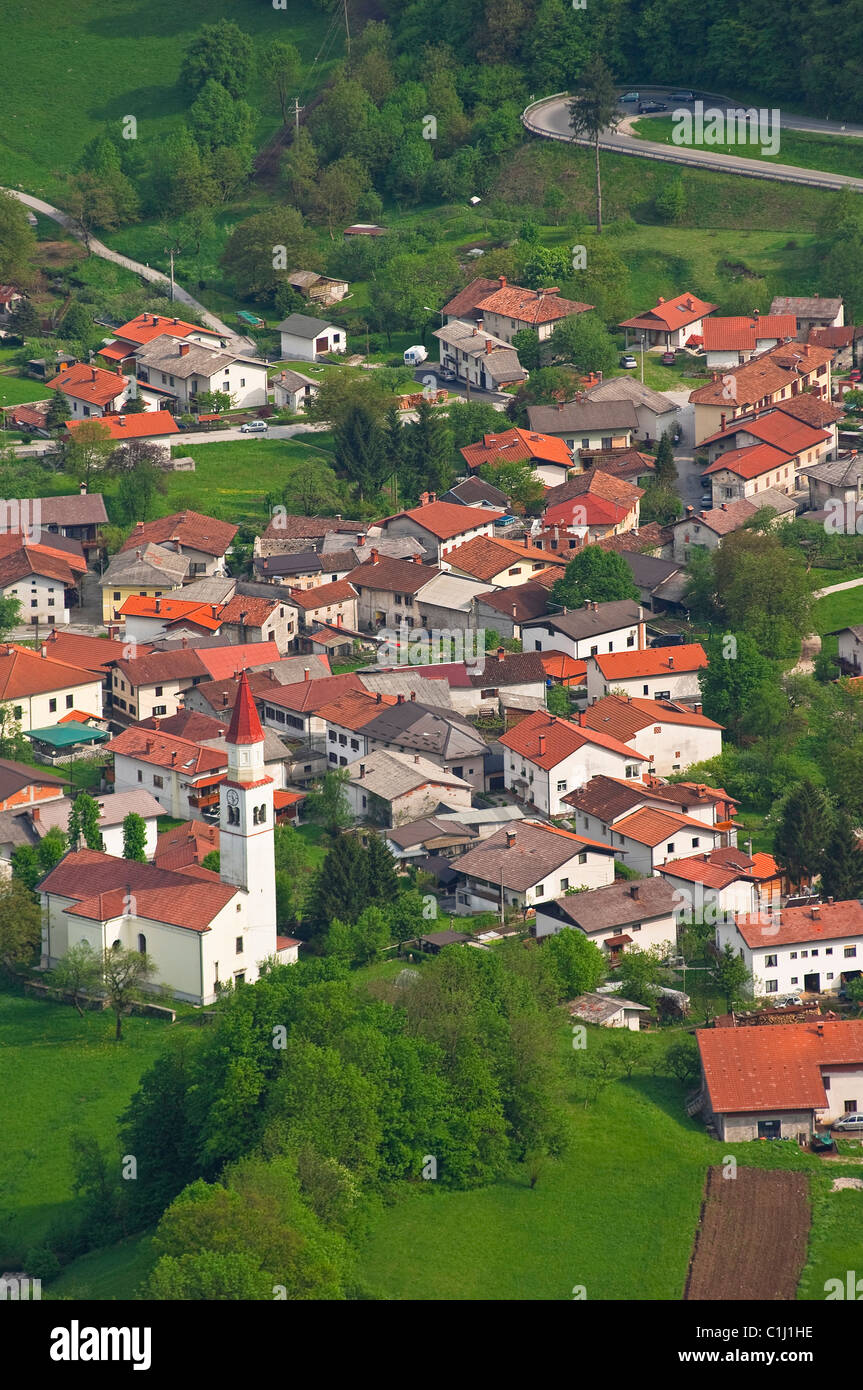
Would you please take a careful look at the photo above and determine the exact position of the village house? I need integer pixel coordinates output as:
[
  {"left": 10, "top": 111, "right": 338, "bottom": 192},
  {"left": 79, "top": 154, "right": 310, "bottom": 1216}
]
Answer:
[
  {"left": 537, "top": 472, "right": 643, "bottom": 547},
  {"left": 98, "top": 312, "right": 225, "bottom": 371},
  {"left": 23, "top": 788, "right": 163, "bottom": 862},
  {"left": 619, "top": 292, "right": 718, "bottom": 350},
  {"left": 259, "top": 671, "right": 366, "bottom": 742},
  {"left": 120, "top": 511, "right": 237, "bottom": 579},
  {"left": 412, "top": 570, "right": 496, "bottom": 633},
  {"left": 118, "top": 591, "right": 295, "bottom": 654},
  {"left": 689, "top": 341, "right": 834, "bottom": 445},
  {"left": 526, "top": 399, "right": 638, "bottom": 457},
  {"left": 65, "top": 409, "right": 180, "bottom": 462},
  {"left": 100, "top": 544, "right": 189, "bottom": 623},
  {"left": 533, "top": 876, "right": 679, "bottom": 959},
  {"left": 344, "top": 554, "right": 441, "bottom": 631},
  {"left": 445, "top": 535, "right": 564, "bottom": 589},
  {"left": 272, "top": 369, "right": 319, "bottom": 413},
  {"left": 582, "top": 377, "right": 680, "bottom": 446},
  {"left": 0, "top": 530, "right": 88, "bottom": 627},
  {"left": 375, "top": 496, "right": 504, "bottom": 564},
  {"left": 31, "top": 490, "right": 108, "bottom": 557},
  {"left": 798, "top": 454, "right": 863, "bottom": 517},
  {"left": 0, "top": 757, "right": 67, "bottom": 815},
  {"left": 671, "top": 493, "right": 797, "bottom": 564},
  {"left": 657, "top": 846, "right": 780, "bottom": 924},
  {"left": 576, "top": 447, "right": 656, "bottom": 487},
  {"left": 111, "top": 643, "right": 279, "bottom": 722},
  {"left": 594, "top": 803, "right": 724, "bottom": 876},
  {"left": 832, "top": 624, "right": 863, "bottom": 675},
  {"left": 277, "top": 313, "right": 346, "bottom": 361},
  {"left": 0, "top": 644, "right": 103, "bottom": 732},
  {"left": 133, "top": 334, "right": 268, "bottom": 411},
  {"left": 346, "top": 749, "right": 472, "bottom": 827},
  {"left": 107, "top": 724, "right": 228, "bottom": 821},
  {"left": 808, "top": 325, "right": 859, "bottom": 375},
  {"left": 701, "top": 314, "right": 797, "bottom": 369},
  {"left": 565, "top": 775, "right": 738, "bottom": 846},
  {"left": 500, "top": 709, "right": 648, "bottom": 815},
  {"left": 47, "top": 362, "right": 131, "bottom": 419},
  {"left": 440, "top": 274, "right": 593, "bottom": 343},
  {"left": 460, "top": 427, "right": 574, "bottom": 487},
  {"left": 696, "top": 1019, "right": 863, "bottom": 1141},
  {"left": 716, "top": 897, "right": 863, "bottom": 999},
  {"left": 617, "top": 551, "right": 688, "bottom": 615},
  {"left": 521, "top": 599, "right": 645, "bottom": 661},
  {"left": 287, "top": 578, "right": 358, "bottom": 633},
  {"left": 382, "top": 650, "right": 548, "bottom": 719},
  {"left": 585, "top": 642, "right": 708, "bottom": 705},
  {"left": 769, "top": 294, "right": 844, "bottom": 339},
  {"left": 473, "top": 580, "right": 552, "bottom": 641},
  {"left": 41, "top": 676, "right": 299, "bottom": 1005},
  {"left": 255, "top": 513, "right": 364, "bottom": 559},
  {"left": 452, "top": 819, "right": 615, "bottom": 915},
  {"left": 433, "top": 320, "right": 527, "bottom": 391},
  {"left": 700, "top": 408, "right": 832, "bottom": 504},
  {"left": 285, "top": 269, "right": 349, "bottom": 306},
  {"left": 580, "top": 693, "right": 723, "bottom": 775}
]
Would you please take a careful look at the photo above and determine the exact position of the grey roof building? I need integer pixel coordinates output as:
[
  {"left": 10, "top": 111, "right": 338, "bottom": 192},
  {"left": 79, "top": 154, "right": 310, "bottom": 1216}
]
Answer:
[
  {"left": 526, "top": 399, "right": 639, "bottom": 434},
  {"left": 276, "top": 313, "right": 337, "bottom": 339},
  {"left": 362, "top": 700, "right": 486, "bottom": 761},
  {"left": 522, "top": 599, "right": 642, "bottom": 644},
  {"left": 101, "top": 542, "right": 189, "bottom": 589}
]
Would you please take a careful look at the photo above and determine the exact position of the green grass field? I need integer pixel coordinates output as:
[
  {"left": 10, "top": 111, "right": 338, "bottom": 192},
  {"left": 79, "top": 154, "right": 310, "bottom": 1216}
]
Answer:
[
  {"left": 356, "top": 1026, "right": 863, "bottom": 1301},
  {"left": 811, "top": 584, "right": 863, "bottom": 635},
  {"left": 631, "top": 117, "right": 863, "bottom": 180},
  {"left": 46, "top": 1232, "right": 157, "bottom": 1301},
  {"left": 0, "top": 376, "right": 51, "bottom": 408},
  {"left": 164, "top": 436, "right": 341, "bottom": 527},
  {"left": 0, "top": 991, "right": 170, "bottom": 1261},
  {"left": 0, "top": 1, "right": 339, "bottom": 203}
]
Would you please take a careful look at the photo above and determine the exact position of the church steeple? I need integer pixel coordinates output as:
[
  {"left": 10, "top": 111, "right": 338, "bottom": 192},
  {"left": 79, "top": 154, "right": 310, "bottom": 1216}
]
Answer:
[
  {"left": 225, "top": 670, "right": 265, "bottom": 784},
  {"left": 218, "top": 670, "right": 275, "bottom": 925}
]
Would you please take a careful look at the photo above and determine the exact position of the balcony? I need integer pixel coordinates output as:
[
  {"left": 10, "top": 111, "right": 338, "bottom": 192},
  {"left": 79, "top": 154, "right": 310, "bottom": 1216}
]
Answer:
[{"left": 188, "top": 791, "right": 220, "bottom": 809}]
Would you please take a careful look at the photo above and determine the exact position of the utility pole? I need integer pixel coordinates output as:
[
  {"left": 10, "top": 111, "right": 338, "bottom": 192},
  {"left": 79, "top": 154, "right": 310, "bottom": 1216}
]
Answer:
[
  {"left": 640, "top": 334, "right": 645, "bottom": 385},
  {"left": 164, "top": 243, "right": 179, "bottom": 302},
  {"left": 343, "top": 0, "right": 351, "bottom": 59},
  {"left": 294, "top": 96, "right": 301, "bottom": 135}
]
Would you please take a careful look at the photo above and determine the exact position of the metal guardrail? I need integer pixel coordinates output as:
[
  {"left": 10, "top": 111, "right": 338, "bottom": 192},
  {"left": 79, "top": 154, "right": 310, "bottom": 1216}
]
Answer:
[{"left": 521, "top": 95, "right": 863, "bottom": 193}]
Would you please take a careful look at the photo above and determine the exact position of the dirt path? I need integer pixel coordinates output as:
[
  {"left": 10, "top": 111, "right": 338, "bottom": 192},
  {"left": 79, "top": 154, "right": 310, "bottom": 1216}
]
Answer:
[{"left": 685, "top": 1166, "right": 810, "bottom": 1300}]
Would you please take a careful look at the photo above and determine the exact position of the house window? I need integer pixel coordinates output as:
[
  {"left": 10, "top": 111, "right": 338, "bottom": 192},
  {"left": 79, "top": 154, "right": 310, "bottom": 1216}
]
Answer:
[
  {"left": 236, "top": 936, "right": 243, "bottom": 953},
  {"left": 557, "top": 780, "right": 567, "bottom": 792},
  {"left": 590, "top": 644, "right": 598, "bottom": 656},
  {"left": 535, "top": 884, "right": 545, "bottom": 898},
  {"left": 153, "top": 705, "right": 167, "bottom": 716},
  {"left": 691, "top": 837, "right": 700, "bottom": 848},
  {"left": 790, "top": 951, "right": 797, "bottom": 959},
  {"left": 560, "top": 877, "right": 569, "bottom": 890},
  {"left": 13, "top": 706, "right": 21, "bottom": 719},
  {"left": 845, "top": 946, "right": 858, "bottom": 957},
  {"left": 153, "top": 775, "right": 164, "bottom": 788},
  {"left": 666, "top": 842, "right": 675, "bottom": 854},
  {"left": 845, "top": 1100, "right": 859, "bottom": 1113},
  {"left": 625, "top": 765, "right": 639, "bottom": 779},
  {"left": 138, "top": 934, "right": 147, "bottom": 954},
  {"left": 765, "top": 980, "right": 778, "bottom": 993},
  {"left": 155, "top": 686, "right": 163, "bottom": 697},
  {"left": 790, "top": 977, "right": 798, "bottom": 985},
  {"left": 66, "top": 694, "right": 73, "bottom": 708},
  {"left": 49, "top": 698, "right": 57, "bottom": 712},
  {"left": 643, "top": 685, "right": 649, "bottom": 695},
  {"left": 137, "top": 769, "right": 143, "bottom": 782},
  {"left": 627, "top": 633, "right": 635, "bottom": 647},
  {"left": 577, "top": 852, "right": 587, "bottom": 864},
  {"left": 765, "top": 954, "right": 778, "bottom": 967},
  {"left": 826, "top": 948, "right": 833, "bottom": 955},
  {"left": 757, "top": 1120, "right": 781, "bottom": 1138}
]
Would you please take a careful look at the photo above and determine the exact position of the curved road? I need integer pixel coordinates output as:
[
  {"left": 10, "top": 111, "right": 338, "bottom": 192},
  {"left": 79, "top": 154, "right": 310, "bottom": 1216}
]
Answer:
[
  {"left": 1, "top": 187, "right": 255, "bottom": 355},
  {"left": 523, "top": 89, "right": 863, "bottom": 191}
]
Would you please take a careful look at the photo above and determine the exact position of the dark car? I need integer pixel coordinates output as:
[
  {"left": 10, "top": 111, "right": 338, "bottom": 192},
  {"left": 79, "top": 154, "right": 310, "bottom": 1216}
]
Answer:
[
  {"left": 620, "top": 91, "right": 639, "bottom": 103},
  {"left": 660, "top": 351, "right": 676, "bottom": 365},
  {"left": 638, "top": 100, "right": 667, "bottom": 114},
  {"left": 670, "top": 91, "right": 696, "bottom": 103}
]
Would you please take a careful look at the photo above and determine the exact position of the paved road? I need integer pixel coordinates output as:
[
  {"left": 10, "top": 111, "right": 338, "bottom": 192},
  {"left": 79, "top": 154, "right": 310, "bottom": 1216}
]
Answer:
[
  {"left": 1, "top": 187, "right": 256, "bottom": 356},
  {"left": 523, "top": 88, "right": 863, "bottom": 191},
  {"left": 812, "top": 576, "right": 863, "bottom": 599},
  {"left": 12, "top": 420, "right": 335, "bottom": 456}
]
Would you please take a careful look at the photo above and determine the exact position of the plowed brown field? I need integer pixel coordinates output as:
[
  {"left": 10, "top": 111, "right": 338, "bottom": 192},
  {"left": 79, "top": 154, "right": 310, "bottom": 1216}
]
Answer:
[{"left": 685, "top": 1166, "right": 811, "bottom": 1300}]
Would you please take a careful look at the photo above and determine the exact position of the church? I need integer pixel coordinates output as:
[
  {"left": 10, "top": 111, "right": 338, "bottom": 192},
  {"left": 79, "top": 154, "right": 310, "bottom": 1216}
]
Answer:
[{"left": 39, "top": 673, "right": 298, "bottom": 1004}]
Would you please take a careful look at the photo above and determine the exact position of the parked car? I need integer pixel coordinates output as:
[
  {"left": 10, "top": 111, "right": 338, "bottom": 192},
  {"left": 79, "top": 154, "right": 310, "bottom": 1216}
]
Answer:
[
  {"left": 660, "top": 351, "right": 676, "bottom": 365},
  {"left": 619, "top": 354, "right": 638, "bottom": 369},
  {"left": 700, "top": 493, "right": 713, "bottom": 508},
  {"left": 832, "top": 1112, "right": 863, "bottom": 1132},
  {"left": 620, "top": 91, "right": 639, "bottom": 103},
  {"left": 670, "top": 91, "right": 696, "bottom": 103},
  {"left": 779, "top": 994, "right": 803, "bottom": 1007},
  {"left": 240, "top": 419, "right": 268, "bottom": 434},
  {"left": 638, "top": 100, "right": 667, "bottom": 114}
]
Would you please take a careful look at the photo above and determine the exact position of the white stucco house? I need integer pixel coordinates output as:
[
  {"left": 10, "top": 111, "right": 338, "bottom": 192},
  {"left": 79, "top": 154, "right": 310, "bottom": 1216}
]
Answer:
[{"left": 277, "top": 314, "right": 346, "bottom": 362}]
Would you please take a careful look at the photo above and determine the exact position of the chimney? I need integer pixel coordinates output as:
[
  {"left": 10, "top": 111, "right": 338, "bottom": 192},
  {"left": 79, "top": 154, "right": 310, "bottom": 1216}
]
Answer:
[
  {"left": 720, "top": 503, "right": 728, "bottom": 512},
  {"left": 222, "top": 691, "right": 229, "bottom": 707},
  {"left": 720, "top": 412, "right": 726, "bottom": 430},
  {"left": 304, "top": 667, "right": 310, "bottom": 681},
  {"left": 153, "top": 716, "right": 160, "bottom": 731},
  {"left": 356, "top": 534, "right": 365, "bottom": 546},
  {"left": 811, "top": 903, "right": 820, "bottom": 918},
  {"left": 686, "top": 505, "right": 693, "bottom": 516},
  {"left": 497, "top": 646, "right": 505, "bottom": 662},
  {"left": 498, "top": 276, "right": 507, "bottom": 288},
  {"left": 172, "top": 317, "right": 178, "bottom": 325},
  {"left": 828, "top": 896, "right": 834, "bottom": 905},
  {"left": 155, "top": 598, "right": 161, "bottom": 614},
  {"left": 397, "top": 693, "right": 405, "bottom": 704},
  {"left": 413, "top": 754, "right": 420, "bottom": 764},
  {"left": 359, "top": 763, "right": 365, "bottom": 778},
  {"left": 429, "top": 492, "right": 436, "bottom": 504},
  {"left": 578, "top": 712, "right": 586, "bottom": 727},
  {"left": 410, "top": 690, "right": 416, "bottom": 701},
  {"left": 657, "top": 296, "right": 665, "bottom": 304},
  {"left": 118, "top": 415, "right": 126, "bottom": 426},
  {"left": 32, "top": 806, "right": 40, "bottom": 825},
  {"left": 79, "top": 482, "right": 87, "bottom": 495},
  {"left": 485, "top": 340, "right": 492, "bottom": 354},
  {"left": 538, "top": 733, "right": 546, "bottom": 756},
  {"left": 413, "top": 552, "right": 423, "bottom": 564},
  {"left": 171, "top": 750, "right": 177, "bottom": 765},
  {"left": 476, "top": 319, "right": 484, "bottom": 333},
  {"left": 419, "top": 492, "right": 429, "bottom": 507},
  {"left": 512, "top": 604, "right": 517, "bottom": 619},
  {"left": 40, "top": 644, "right": 47, "bottom": 659},
  {"left": 180, "top": 343, "right": 190, "bottom": 357},
  {"left": 145, "top": 738, "right": 154, "bottom": 753},
  {"left": 668, "top": 655, "right": 674, "bottom": 669},
  {"left": 816, "top": 1022, "right": 824, "bottom": 1037},
  {"left": 629, "top": 883, "right": 639, "bottom": 899},
  {"left": 370, "top": 548, "right": 379, "bottom": 562},
  {"left": 375, "top": 692, "right": 382, "bottom": 703},
  {"left": 506, "top": 830, "right": 517, "bottom": 847}
]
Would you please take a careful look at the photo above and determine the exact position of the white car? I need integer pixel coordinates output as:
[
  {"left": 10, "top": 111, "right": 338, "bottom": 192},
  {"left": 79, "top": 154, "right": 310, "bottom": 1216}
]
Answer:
[
  {"left": 832, "top": 1112, "right": 863, "bottom": 1133},
  {"left": 240, "top": 419, "right": 268, "bottom": 433}
]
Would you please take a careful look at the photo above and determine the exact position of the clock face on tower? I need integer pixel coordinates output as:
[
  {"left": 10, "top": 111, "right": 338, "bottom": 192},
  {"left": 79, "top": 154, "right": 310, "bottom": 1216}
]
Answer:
[{"left": 226, "top": 789, "right": 239, "bottom": 806}]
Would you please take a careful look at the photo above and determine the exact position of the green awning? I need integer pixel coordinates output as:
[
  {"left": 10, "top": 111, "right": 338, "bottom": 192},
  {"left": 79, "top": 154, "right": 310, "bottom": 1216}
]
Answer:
[{"left": 25, "top": 724, "right": 110, "bottom": 749}]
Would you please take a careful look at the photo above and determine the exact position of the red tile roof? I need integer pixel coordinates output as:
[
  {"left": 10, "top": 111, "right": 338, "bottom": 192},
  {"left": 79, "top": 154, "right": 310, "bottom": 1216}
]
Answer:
[
  {"left": 658, "top": 851, "right": 756, "bottom": 890},
  {"left": 47, "top": 363, "right": 129, "bottom": 408},
  {"left": 218, "top": 594, "right": 279, "bottom": 627},
  {"left": 40, "top": 848, "right": 235, "bottom": 932},
  {"left": 702, "top": 315, "right": 796, "bottom": 352},
  {"left": 287, "top": 578, "right": 357, "bottom": 610},
  {"left": 620, "top": 292, "right": 717, "bottom": 332},
  {"left": 461, "top": 426, "right": 573, "bottom": 471},
  {"left": 446, "top": 535, "right": 563, "bottom": 581},
  {"left": 262, "top": 671, "right": 365, "bottom": 714},
  {"left": 539, "top": 652, "right": 587, "bottom": 682},
  {"left": 697, "top": 1020, "right": 863, "bottom": 1114},
  {"left": 475, "top": 284, "right": 592, "bottom": 326},
  {"left": 112, "top": 312, "right": 219, "bottom": 346},
  {"left": 316, "top": 688, "right": 397, "bottom": 730},
  {"left": 195, "top": 642, "right": 281, "bottom": 682},
  {"left": 543, "top": 494, "right": 633, "bottom": 529},
  {"left": 226, "top": 670, "right": 264, "bottom": 745},
  {"left": 154, "top": 818, "right": 219, "bottom": 870},
  {"left": 499, "top": 709, "right": 647, "bottom": 769},
  {"left": 66, "top": 409, "right": 179, "bottom": 440},
  {"left": 43, "top": 629, "right": 126, "bottom": 673},
  {"left": 106, "top": 726, "right": 227, "bottom": 774},
  {"left": 583, "top": 694, "right": 721, "bottom": 741},
  {"left": 735, "top": 898, "right": 863, "bottom": 948},
  {"left": 689, "top": 358, "right": 797, "bottom": 407},
  {"left": 119, "top": 595, "right": 221, "bottom": 627},
  {"left": 700, "top": 412, "right": 828, "bottom": 453},
  {"left": 440, "top": 277, "right": 501, "bottom": 320},
  {"left": 0, "top": 644, "right": 101, "bottom": 699},
  {"left": 703, "top": 442, "right": 792, "bottom": 480},
  {"left": 544, "top": 470, "right": 643, "bottom": 509},
  {"left": 592, "top": 644, "right": 708, "bottom": 680},
  {"left": 0, "top": 546, "right": 80, "bottom": 588},
  {"left": 612, "top": 805, "right": 717, "bottom": 847},
  {"left": 345, "top": 556, "right": 440, "bottom": 595},
  {"left": 378, "top": 500, "right": 504, "bottom": 541},
  {"left": 121, "top": 510, "right": 237, "bottom": 559}
]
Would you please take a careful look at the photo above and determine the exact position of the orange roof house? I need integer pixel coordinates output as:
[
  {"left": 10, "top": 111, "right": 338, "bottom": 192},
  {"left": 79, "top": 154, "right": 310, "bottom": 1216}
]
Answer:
[
  {"left": 66, "top": 409, "right": 179, "bottom": 441},
  {"left": 620, "top": 292, "right": 717, "bottom": 347},
  {"left": 47, "top": 363, "right": 129, "bottom": 411},
  {"left": 121, "top": 510, "right": 237, "bottom": 561},
  {"left": 460, "top": 427, "right": 573, "bottom": 474}
]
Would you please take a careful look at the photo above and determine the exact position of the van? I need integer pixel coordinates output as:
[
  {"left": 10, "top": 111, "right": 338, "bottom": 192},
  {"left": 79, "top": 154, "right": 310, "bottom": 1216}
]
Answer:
[{"left": 404, "top": 345, "right": 428, "bottom": 367}]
